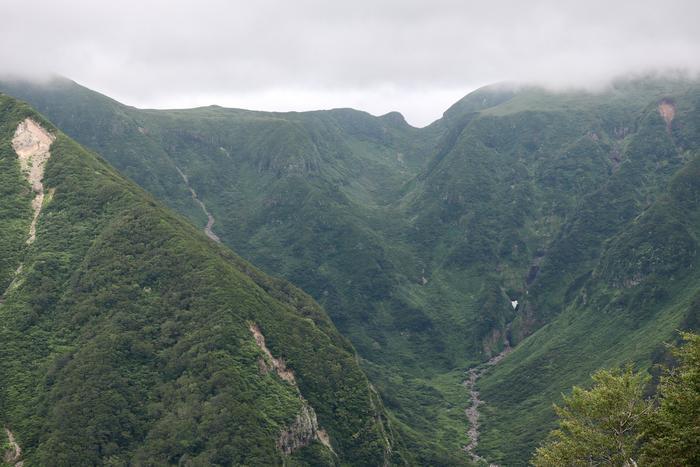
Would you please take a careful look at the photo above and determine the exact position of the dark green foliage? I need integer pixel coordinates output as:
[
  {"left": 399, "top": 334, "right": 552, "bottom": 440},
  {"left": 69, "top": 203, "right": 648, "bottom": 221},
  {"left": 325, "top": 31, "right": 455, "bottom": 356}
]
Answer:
[
  {"left": 641, "top": 332, "right": 700, "bottom": 465},
  {"left": 532, "top": 333, "right": 700, "bottom": 466},
  {"left": 0, "top": 95, "right": 397, "bottom": 465},
  {"left": 478, "top": 104, "right": 700, "bottom": 464},
  {"left": 531, "top": 367, "right": 652, "bottom": 466},
  {"left": 596, "top": 204, "right": 696, "bottom": 288},
  {"left": 0, "top": 78, "right": 473, "bottom": 462},
  {"left": 3, "top": 76, "right": 700, "bottom": 464}
]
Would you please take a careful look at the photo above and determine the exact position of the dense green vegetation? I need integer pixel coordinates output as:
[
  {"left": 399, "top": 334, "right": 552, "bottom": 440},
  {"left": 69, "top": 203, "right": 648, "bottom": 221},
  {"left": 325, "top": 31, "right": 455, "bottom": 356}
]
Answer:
[
  {"left": 533, "top": 367, "right": 652, "bottom": 466},
  {"left": 2, "top": 75, "right": 699, "bottom": 464},
  {"left": 0, "top": 78, "right": 472, "bottom": 464},
  {"left": 642, "top": 332, "right": 700, "bottom": 465},
  {"left": 532, "top": 332, "right": 700, "bottom": 466},
  {"left": 0, "top": 95, "right": 400, "bottom": 465},
  {"left": 476, "top": 86, "right": 700, "bottom": 464}
]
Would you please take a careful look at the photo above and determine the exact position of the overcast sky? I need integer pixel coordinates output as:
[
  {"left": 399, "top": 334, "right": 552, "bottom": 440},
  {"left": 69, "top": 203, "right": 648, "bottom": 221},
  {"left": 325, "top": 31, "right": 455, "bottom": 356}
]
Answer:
[{"left": 1, "top": 0, "right": 699, "bottom": 126}]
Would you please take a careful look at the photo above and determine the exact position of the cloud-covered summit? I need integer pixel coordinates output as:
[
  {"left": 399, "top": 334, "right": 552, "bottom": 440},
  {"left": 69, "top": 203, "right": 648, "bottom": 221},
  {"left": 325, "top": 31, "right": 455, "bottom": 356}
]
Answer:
[{"left": 2, "top": 0, "right": 698, "bottom": 126}]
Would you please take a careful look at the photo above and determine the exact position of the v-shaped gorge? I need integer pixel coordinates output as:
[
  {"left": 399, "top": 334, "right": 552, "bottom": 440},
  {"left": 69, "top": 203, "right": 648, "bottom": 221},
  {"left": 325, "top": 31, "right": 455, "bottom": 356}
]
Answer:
[{"left": 3, "top": 75, "right": 700, "bottom": 465}]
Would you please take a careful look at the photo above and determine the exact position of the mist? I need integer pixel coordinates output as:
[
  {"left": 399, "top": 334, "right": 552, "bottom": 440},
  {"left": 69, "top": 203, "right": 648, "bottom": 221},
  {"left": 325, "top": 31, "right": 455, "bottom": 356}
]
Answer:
[{"left": 1, "top": 0, "right": 698, "bottom": 126}]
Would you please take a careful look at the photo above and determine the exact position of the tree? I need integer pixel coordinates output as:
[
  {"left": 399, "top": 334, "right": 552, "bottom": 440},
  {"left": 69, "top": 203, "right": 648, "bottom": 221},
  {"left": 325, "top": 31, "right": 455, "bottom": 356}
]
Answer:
[
  {"left": 531, "top": 368, "right": 652, "bottom": 466},
  {"left": 641, "top": 332, "right": 700, "bottom": 466}
]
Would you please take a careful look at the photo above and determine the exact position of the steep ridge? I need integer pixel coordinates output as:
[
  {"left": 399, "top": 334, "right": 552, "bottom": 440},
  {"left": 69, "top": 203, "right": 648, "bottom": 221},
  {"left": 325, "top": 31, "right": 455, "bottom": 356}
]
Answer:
[
  {"left": 0, "top": 94, "right": 401, "bottom": 465},
  {"left": 3, "top": 76, "right": 700, "bottom": 464}
]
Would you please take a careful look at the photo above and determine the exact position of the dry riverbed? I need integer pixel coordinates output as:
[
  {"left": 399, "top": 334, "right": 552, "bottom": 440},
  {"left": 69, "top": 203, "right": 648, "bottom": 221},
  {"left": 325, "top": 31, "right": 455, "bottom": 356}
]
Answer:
[{"left": 462, "top": 343, "right": 512, "bottom": 466}]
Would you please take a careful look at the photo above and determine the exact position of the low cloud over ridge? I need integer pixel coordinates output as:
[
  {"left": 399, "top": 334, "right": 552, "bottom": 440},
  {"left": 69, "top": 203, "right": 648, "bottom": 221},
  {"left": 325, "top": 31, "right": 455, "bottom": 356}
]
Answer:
[{"left": 1, "top": 0, "right": 698, "bottom": 126}]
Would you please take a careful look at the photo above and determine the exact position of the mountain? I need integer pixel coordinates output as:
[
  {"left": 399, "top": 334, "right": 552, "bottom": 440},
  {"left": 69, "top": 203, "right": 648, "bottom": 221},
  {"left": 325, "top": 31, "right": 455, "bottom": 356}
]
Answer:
[
  {"left": 0, "top": 94, "right": 402, "bottom": 465},
  {"left": 2, "top": 75, "right": 699, "bottom": 465},
  {"left": 0, "top": 77, "right": 474, "bottom": 464},
  {"left": 407, "top": 79, "right": 700, "bottom": 463}
]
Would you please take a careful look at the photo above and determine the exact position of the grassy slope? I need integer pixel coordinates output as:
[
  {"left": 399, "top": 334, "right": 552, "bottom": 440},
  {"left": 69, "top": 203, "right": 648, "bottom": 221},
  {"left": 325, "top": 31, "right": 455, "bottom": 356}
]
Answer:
[{"left": 0, "top": 94, "right": 400, "bottom": 466}]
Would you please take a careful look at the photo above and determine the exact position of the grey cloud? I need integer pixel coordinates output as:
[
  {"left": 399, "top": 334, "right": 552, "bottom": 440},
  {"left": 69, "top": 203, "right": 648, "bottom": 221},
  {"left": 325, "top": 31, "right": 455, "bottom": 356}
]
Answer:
[{"left": 1, "top": 0, "right": 699, "bottom": 126}]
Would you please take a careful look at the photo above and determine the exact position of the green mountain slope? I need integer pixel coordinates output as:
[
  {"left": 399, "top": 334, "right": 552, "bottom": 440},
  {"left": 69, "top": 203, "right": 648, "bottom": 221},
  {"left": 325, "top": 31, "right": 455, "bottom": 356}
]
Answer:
[
  {"left": 3, "top": 76, "right": 699, "bottom": 465},
  {"left": 475, "top": 85, "right": 700, "bottom": 464},
  {"left": 0, "top": 94, "right": 401, "bottom": 466},
  {"left": 403, "top": 78, "right": 700, "bottom": 464},
  {"left": 0, "top": 78, "right": 474, "bottom": 464}
]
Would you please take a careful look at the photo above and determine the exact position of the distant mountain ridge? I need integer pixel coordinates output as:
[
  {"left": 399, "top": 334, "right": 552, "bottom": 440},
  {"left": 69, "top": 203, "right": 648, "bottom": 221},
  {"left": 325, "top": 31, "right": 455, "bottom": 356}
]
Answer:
[{"left": 2, "top": 75, "right": 699, "bottom": 464}]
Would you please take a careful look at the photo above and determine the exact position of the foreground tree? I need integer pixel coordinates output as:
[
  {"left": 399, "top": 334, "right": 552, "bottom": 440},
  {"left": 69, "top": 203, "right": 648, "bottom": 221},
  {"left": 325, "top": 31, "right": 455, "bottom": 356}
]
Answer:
[
  {"left": 531, "top": 368, "right": 652, "bottom": 466},
  {"left": 640, "top": 332, "right": 700, "bottom": 466},
  {"left": 532, "top": 332, "right": 700, "bottom": 466}
]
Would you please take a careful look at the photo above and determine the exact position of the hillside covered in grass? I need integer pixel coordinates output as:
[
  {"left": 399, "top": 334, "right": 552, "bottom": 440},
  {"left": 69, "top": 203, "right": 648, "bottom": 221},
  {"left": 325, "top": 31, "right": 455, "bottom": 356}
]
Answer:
[
  {"left": 3, "top": 75, "right": 699, "bottom": 464},
  {"left": 0, "top": 94, "right": 403, "bottom": 466}
]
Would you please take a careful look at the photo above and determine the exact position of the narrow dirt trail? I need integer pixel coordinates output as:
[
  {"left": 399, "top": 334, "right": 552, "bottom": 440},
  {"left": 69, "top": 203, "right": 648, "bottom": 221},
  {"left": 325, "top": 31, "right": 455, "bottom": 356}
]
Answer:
[
  {"left": 175, "top": 166, "right": 221, "bottom": 243},
  {"left": 462, "top": 340, "right": 512, "bottom": 466},
  {"left": 4, "top": 428, "right": 23, "bottom": 467}
]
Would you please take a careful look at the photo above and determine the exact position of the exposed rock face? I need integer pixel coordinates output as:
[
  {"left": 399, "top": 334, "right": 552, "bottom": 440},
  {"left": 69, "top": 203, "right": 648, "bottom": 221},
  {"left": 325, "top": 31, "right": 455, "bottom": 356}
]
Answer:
[
  {"left": 316, "top": 429, "right": 332, "bottom": 451},
  {"left": 4, "top": 428, "right": 23, "bottom": 467},
  {"left": 276, "top": 403, "right": 320, "bottom": 455},
  {"left": 249, "top": 323, "right": 296, "bottom": 384},
  {"left": 12, "top": 118, "right": 55, "bottom": 245},
  {"left": 658, "top": 99, "right": 676, "bottom": 132},
  {"left": 3, "top": 119, "right": 54, "bottom": 307},
  {"left": 248, "top": 323, "right": 335, "bottom": 455},
  {"left": 0, "top": 265, "right": 23, "bottom": 304}
]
